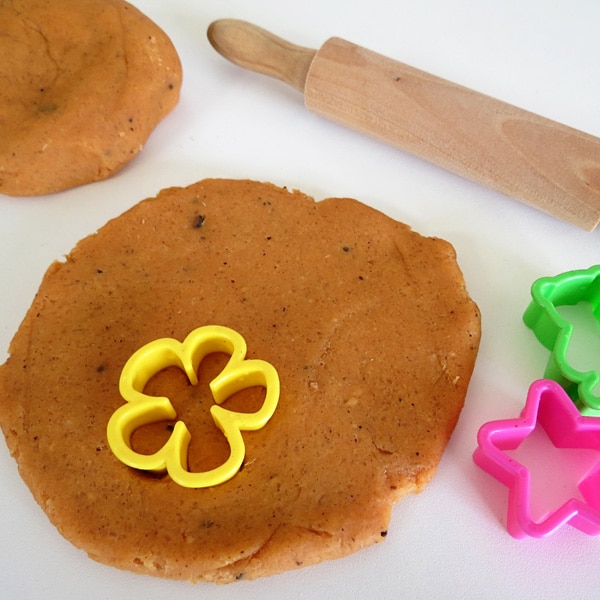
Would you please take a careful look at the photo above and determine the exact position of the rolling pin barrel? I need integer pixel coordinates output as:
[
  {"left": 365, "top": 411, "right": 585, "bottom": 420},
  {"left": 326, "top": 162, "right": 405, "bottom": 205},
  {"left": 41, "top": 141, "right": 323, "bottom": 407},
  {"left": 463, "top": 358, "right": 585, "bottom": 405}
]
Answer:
[{"left": 305, "top": 37, "right": 600, "bottom": 230}]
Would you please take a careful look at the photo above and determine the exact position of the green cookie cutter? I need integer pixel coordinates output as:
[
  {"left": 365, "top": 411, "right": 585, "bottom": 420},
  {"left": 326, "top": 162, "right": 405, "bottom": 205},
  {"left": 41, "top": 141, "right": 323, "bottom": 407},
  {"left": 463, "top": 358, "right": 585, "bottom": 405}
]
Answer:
[{"left": 523, "top": 265, "right": 600, "bottom": 416}]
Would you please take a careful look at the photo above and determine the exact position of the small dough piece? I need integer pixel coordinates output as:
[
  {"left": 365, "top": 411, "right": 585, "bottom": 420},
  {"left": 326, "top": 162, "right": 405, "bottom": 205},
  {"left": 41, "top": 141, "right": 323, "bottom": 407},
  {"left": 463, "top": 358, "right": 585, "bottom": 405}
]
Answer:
[
  {"left": 0, "top": 0, "right": 182, "bottom": 196},
  {"left": 0, "top": 179, "right": 481, "bottom": 582}
]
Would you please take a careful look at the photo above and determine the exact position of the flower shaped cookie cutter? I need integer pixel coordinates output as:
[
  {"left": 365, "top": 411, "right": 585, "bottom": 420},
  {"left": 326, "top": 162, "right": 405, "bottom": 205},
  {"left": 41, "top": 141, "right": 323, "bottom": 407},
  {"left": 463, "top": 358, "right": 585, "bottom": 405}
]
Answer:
[
  {"left": 473, "top": 379, "right": 600, "bottom": 538},
  {"left": 107, "top": 325, "right": 280, "bottom": 488},
  {"left": 523, "top": 264, "right": 600, "bottom": 415}
]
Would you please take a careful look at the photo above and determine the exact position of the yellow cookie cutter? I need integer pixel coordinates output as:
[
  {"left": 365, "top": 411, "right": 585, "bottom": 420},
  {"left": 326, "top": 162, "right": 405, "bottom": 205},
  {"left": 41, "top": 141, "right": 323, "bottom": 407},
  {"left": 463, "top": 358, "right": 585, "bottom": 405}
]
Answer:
[{"left": 106, "top": 325, "right": 280, "bottom": 488}]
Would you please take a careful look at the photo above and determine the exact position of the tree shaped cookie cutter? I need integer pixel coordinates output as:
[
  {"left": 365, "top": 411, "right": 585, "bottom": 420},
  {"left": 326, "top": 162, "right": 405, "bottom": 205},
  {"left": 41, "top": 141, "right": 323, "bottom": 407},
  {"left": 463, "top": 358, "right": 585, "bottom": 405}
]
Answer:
[
  {"left": 523, "top": 264, "right": 600, "bottom": 415},
  {"left": 107, "top": 325, "right": 280, "bottom": 488},
  {"left": 473, "top": 379, "right": 600, "bottom": 538}
]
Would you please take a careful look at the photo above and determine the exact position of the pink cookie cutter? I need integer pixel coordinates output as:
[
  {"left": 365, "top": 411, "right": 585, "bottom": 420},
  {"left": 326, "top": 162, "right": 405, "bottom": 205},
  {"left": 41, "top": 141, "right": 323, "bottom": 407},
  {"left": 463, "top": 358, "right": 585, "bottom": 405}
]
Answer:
[{"left": 473, "top": 379, "right": 600, "bottom": 538}]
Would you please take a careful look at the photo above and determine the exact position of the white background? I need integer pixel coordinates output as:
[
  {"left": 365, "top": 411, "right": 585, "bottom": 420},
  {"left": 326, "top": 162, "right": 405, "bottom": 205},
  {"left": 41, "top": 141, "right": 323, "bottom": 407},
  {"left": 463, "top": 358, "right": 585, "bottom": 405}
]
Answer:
[{"left": 1, "top": 1, "right": 599, "bottom": 598}]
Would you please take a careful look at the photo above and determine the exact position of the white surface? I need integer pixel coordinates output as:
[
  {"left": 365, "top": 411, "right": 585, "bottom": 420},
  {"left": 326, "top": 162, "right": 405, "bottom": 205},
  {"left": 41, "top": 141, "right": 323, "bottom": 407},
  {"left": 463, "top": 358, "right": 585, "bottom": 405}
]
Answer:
[{"left": 1, "top": 1, "right": 599, "bottom": 598}]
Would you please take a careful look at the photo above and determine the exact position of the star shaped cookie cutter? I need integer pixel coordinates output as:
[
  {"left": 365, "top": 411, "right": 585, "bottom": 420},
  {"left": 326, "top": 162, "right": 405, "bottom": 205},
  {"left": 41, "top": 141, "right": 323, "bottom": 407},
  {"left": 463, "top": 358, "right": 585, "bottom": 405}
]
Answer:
[
  {"left": 473, "top": 379, "right": 600, "bottom": 538},
  {"left": 107, "top": 325, "right": 280, "bottom": 488},
  {"left": 523, "top": 264, "right": 600, "bottom": 415}
]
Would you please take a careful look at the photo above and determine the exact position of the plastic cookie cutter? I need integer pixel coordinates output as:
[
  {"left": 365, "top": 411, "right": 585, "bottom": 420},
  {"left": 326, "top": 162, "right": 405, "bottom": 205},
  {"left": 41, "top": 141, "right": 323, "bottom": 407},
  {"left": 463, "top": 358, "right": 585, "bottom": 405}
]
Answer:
[
  {"left": 523, "top": 265, "right": 600, "bottom": 416},
  {"left": 473, "top": 379, "right": 600, "bottom": 539},
  {"left": 107, "top": 325, "right": 280, "bottom": 488}
]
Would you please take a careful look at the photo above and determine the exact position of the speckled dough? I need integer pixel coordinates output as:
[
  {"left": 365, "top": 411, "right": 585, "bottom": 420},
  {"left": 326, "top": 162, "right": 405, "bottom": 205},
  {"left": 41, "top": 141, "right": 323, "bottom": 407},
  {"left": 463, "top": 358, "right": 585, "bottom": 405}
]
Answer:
[
  {"left": 0, "top": 0, "right": 182, "bottom": 196},
  {"left": 0, "top": 179, "right": 481, "bottom": 582}
]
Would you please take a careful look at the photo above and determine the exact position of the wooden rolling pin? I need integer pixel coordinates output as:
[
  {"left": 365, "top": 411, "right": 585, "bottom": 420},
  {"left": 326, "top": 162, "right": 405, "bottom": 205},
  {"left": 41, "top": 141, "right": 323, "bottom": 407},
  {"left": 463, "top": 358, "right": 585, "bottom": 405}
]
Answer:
[{"left": 207, "top": 19, "right": 600, "bottom": 231}]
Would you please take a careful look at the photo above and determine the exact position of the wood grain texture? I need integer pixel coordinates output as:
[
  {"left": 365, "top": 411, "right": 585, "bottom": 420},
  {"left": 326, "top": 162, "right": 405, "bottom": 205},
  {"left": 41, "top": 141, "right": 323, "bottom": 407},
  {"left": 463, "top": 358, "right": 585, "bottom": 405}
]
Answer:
[{"left": 305, "top": 38, "right": 600, "bottom": 230}]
